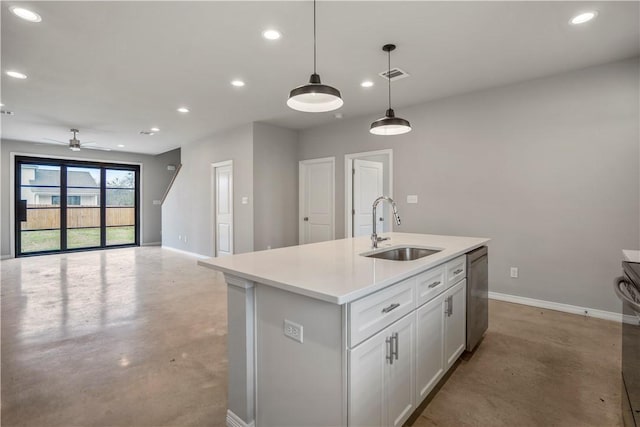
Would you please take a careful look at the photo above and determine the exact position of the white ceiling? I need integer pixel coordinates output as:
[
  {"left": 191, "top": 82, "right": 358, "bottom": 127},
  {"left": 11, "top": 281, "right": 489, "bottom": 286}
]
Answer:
[{"left": 1, "top": 1, "right": 638, "bottom": 155}]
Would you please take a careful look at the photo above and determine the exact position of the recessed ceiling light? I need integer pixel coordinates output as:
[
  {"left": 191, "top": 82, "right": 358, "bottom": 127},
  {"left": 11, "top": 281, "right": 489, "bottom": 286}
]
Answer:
[
  {"left": 6, "top": 70, "right": 27, "bottom": 79},
  {"left": 10, "top": 7, "right": 42, "bottom": 23},
  {"left": 117, "top": 144, "right": 125, "bottom": 148},
  {"left": 231, "top": 80, "right": 245, "bottom": 87},
  {"left": 0, "top": 103, "right": 4, "bottom": 107},
  {"left": 177, "top": 107, "right": 189, "bottom": 113},
  {"left": 262, "top": 29, "right": 281, "bottom": 40},
  {"left": 570, "top": 11, "right": 597, "bottom": 25},
  {"left": 150, "top": 127, "right": 160, "bottom": 132},
  {"left": 361, "top": 80, "right": 374, "bottom": 88}
]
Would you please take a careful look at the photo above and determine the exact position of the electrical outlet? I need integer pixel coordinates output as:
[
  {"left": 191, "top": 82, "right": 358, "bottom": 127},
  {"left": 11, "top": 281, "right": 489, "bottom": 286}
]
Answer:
[
  {"left": 178, "top": 235, "right": 182, "bottom": 241},
  {"left": 184, "top": 236, "right": 188, "bottom": 243},
  {"left": 510, "top": 267, "right": 519, "bottom": 278},
  {"left": 284, "top": 319, "right": 303, "bottom": 343},
  {"left": 407, "top": 195, "right": 418, "bottom": 204}
]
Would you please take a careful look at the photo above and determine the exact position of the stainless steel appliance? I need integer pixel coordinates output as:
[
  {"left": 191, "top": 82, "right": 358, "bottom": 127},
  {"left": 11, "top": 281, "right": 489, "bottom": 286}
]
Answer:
[
  {"left": 466, "top": 246, "right": 488, "bottom": 352},
  {"left": 615, "top": 262, "right": 640, "bottom": 427}
]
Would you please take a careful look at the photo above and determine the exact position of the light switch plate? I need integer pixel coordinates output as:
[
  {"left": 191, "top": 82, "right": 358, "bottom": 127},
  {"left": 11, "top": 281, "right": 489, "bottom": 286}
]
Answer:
[
  {"left": 407, "top": 195, "right": 418, "bottom": 204},
  {"left": 242, "top": 196, "right": 249, "bottom": 205},
  {"left": 153, "top": 200, "right": 161, "bottom": 205}
]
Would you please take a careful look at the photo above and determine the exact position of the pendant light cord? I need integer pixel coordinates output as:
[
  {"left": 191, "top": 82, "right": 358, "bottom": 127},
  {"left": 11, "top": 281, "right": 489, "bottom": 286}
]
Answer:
[
  {"left": 387, "top": 48, "right": 391, "bottom": 110},
  {"left": 313, "top": 0, "right": 317, "bottom": 74}
]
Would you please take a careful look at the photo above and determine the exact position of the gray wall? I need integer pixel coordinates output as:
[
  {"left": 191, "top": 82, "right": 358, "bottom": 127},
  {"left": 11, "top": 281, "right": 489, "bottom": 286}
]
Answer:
[
  {"left": 253, "top": 122, "right": 299, "bottom": 251},
  {"left": 162, "top": 124, "right": 254, "bottom": 256},
  {"left": 0, "top": 139, "right": 180, "bottom": 257},
  {"left": 299, "top": 57, "right": 640, "bottom": 314}
]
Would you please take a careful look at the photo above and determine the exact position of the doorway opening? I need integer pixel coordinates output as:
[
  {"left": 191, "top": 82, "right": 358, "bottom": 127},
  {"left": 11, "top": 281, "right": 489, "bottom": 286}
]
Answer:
[
  {"left": 345, "top": 149, "right": 393, "bottom": 238},
  {"left": 14, "top": 156, "right": 140, "bottom": 256}
]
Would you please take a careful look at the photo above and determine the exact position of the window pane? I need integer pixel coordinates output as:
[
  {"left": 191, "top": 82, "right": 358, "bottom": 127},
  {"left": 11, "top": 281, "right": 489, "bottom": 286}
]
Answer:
[
  {"left": 21, "top": 164, "right": 60, "bottom": 187},
  {"left": 67, "top": 167, "right": 100, "bottom": 187},
  {"left": 22, "top": 208, "right": 60, "bottom": 230},
  {"left": 21, "top": 229, "right": 60, "bottom": 253},
  {"left": 20, "top": 164, "right": 61, "bottom": 207},
  {"left": 67, "top": 207, "right": 100, "bottom": 228},
  {"left": 106, "top": 189, "right": 134, "bottom": 206},
  {"left": 67, "top": 227, "right": 101, "bottom": 249},
  {"left": 106, "top": 226, "right": 135, "bottom": 246},
  {"left": 106, "top": 170, "right": 134, "bottom": 189},
  {"left": 106, "top": 207, "right": 134, "bottom": 226}
]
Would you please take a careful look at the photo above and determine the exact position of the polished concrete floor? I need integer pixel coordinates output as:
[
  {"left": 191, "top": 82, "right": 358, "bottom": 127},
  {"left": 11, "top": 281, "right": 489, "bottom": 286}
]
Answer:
[{"left": 1, "top": 247, "right": 622, "bottom": 426}]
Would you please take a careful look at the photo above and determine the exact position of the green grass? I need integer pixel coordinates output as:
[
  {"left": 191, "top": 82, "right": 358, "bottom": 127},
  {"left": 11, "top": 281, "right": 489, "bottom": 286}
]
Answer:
[{"left": 21, "top": 226, "right": 135, "bottom": 253}]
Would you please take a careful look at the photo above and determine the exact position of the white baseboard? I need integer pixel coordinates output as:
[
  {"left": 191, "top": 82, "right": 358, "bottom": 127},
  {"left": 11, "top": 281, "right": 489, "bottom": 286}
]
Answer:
[
  {"left": 141, "top": 241, "right": 161, "bottom": 247},
  {"left": 161, "top": 245, "right": 209, "bottom": 260},
  {"left": 1, "top": 254, "right": 13, "bottom": 260},
  {"left": 489, "top": 291, "right": 623, "bottom": 323},
  {"left": 226, "top": 410, "right": 255, "bottom": 427}
]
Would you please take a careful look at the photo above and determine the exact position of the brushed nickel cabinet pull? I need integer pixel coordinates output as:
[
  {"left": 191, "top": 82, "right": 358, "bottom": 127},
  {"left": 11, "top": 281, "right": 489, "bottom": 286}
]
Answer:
[
  {"left": 381, "top": 303, "right": 400, "bottom": 314},
  {"left": 428, "top": 281, "right": 441, "bottom": 289}
]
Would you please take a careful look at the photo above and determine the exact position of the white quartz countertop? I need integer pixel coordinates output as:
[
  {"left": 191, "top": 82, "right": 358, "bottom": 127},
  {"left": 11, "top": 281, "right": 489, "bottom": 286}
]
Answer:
[
  {"left": 623, "top": 250, "right": 640, "bottom": 263},
  {"left": 198, "top": 232, "right": 490, "bottom": 304}
]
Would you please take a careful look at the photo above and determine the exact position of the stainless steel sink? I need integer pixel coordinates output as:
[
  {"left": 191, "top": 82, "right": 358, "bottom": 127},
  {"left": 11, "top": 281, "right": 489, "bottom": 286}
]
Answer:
[{"left": 364, "top": 247, "right": 442, "bottom": 261}]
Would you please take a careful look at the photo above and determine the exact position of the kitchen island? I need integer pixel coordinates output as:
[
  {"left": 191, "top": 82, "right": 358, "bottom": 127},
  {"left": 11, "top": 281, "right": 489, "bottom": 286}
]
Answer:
[{"left": 199, "top": 232, "right": 490, "bottom": 427}]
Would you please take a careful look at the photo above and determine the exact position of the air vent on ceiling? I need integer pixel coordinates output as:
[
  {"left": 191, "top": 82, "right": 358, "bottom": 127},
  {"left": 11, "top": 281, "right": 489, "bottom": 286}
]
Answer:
[
  {"left": 378, "top": 67, "right": 410, "bottom": 81},
  {"left": 0, "top": 110, "right": 15, "bottom": 115},
  {"left": 139, "top": 130, "right": 155, "bottom": 136}
]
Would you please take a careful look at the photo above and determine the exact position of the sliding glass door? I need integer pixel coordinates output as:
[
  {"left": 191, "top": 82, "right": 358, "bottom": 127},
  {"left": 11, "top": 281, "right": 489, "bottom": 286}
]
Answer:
[{"left": 15, "top": 157, "right": 140, "bottom": 256}]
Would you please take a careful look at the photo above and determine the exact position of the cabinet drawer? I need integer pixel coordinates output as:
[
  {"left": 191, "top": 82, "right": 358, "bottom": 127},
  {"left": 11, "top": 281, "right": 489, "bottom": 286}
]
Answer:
[
  {"left": 349, "top": 278, "right": 416, "bottom": 347},
  {"left": 416, "top": 265, "right": 446, "bottom": 307},
  {"left": 446, "top": 255, "right": 466, "bottom": 288}
]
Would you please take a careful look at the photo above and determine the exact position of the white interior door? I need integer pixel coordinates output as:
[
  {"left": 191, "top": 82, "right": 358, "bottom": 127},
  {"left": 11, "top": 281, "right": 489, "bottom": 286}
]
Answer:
[
  {"left": 299, "top": 158, "right": 334, "bottom": 244},
  {"left": 214, "top": 162, "right": 233, "bottom": 256},
  {"left": 353, "top": 159, "right": 384, "bottom": 237}
]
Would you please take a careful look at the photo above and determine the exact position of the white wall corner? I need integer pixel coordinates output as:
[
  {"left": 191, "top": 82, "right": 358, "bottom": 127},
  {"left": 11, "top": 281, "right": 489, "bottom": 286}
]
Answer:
[
  {"left": 226, "top": 410, "right": 255, "bottom": 427},
  {"left": 488, "top": 291, "right": 623, "bottom": 323},
  {"left": 161, "top": 245, "right": 209, "bottom": 260}
]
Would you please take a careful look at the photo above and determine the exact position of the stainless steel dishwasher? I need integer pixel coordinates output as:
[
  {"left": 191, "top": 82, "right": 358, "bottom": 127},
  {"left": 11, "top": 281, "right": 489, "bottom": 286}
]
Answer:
[{"left": 466, "top": 246, "right": 488, "bottom": 352}]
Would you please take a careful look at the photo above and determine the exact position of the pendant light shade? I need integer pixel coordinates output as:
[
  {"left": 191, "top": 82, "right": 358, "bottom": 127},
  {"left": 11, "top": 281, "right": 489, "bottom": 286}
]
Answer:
[
  {"left": 287, "top": 0, "right": 343, "bottom": 113},
  {"left": 287, "top": 74, "right": 343, "bottom": 112},
  {"left": 370, "top": 44, "right": 411, "bottom": 135}
]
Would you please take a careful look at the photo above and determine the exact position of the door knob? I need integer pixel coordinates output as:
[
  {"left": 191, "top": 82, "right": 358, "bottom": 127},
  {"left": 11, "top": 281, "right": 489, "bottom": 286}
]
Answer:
[{"left": 303, "top": 217, "right": 309, "bottom": 221}]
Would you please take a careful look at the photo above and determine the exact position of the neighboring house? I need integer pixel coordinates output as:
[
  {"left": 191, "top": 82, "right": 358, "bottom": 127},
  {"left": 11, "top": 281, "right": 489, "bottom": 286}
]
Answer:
[{"left": 21, "top": 165, "right": 100, "bottom": 206}]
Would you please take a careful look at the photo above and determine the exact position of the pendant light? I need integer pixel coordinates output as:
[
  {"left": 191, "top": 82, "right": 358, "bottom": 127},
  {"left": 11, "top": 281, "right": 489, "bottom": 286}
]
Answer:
[
  {"left": 370, "top": 44, "right": 411, "bottom": 135},
  {"left": 287, "top": 0, "right": 343, "bottom": 112}
]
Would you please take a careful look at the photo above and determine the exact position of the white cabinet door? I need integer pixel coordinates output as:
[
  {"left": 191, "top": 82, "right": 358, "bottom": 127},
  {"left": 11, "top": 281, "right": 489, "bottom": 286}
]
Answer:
[
  {"left": 386, "top": 313, "right": 416, "bottom": 427},
  {"left": 349, "top": 313, "right": 416, "bottom": 427},
  {"left": 349, "top": 328, "right": 388, "bottom": 427},
  {"left": 444, "top": 279, "right": 467, "bottom": 369},
  {"left": 416, "top": 293, "right": 445, "bottom": 402}
]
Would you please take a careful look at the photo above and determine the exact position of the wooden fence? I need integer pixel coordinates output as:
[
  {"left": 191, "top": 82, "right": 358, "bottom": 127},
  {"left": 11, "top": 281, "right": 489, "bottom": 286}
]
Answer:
[{"left": 22, "top": 206, "right": 135, "bottom": 230}]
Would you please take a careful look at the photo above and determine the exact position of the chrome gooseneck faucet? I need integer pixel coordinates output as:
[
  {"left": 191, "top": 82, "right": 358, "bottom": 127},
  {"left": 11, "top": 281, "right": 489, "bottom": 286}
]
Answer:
[{"left": 371, "top": 196, "right": 401, "bottom": 248}]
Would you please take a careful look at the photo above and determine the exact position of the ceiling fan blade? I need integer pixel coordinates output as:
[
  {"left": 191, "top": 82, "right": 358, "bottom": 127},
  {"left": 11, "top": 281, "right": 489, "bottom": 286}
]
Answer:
[
  {"left": 83, "top": 145, "right": 111, "bottom": 151},
  {"left": 42, "top": 137, "right": 68, "bottom": 145}
]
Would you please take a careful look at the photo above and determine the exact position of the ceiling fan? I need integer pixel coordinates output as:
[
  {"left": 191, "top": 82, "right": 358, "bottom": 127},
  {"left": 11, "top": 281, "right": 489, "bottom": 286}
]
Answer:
[{"left": 43, "top": 128, "right": 111, "bottom": 151}]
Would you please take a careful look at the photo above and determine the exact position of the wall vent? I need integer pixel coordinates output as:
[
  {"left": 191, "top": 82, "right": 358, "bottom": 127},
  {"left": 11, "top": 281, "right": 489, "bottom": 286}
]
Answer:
[{"left": 378, "top": 67, "right": 410, "bottom": 81}]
